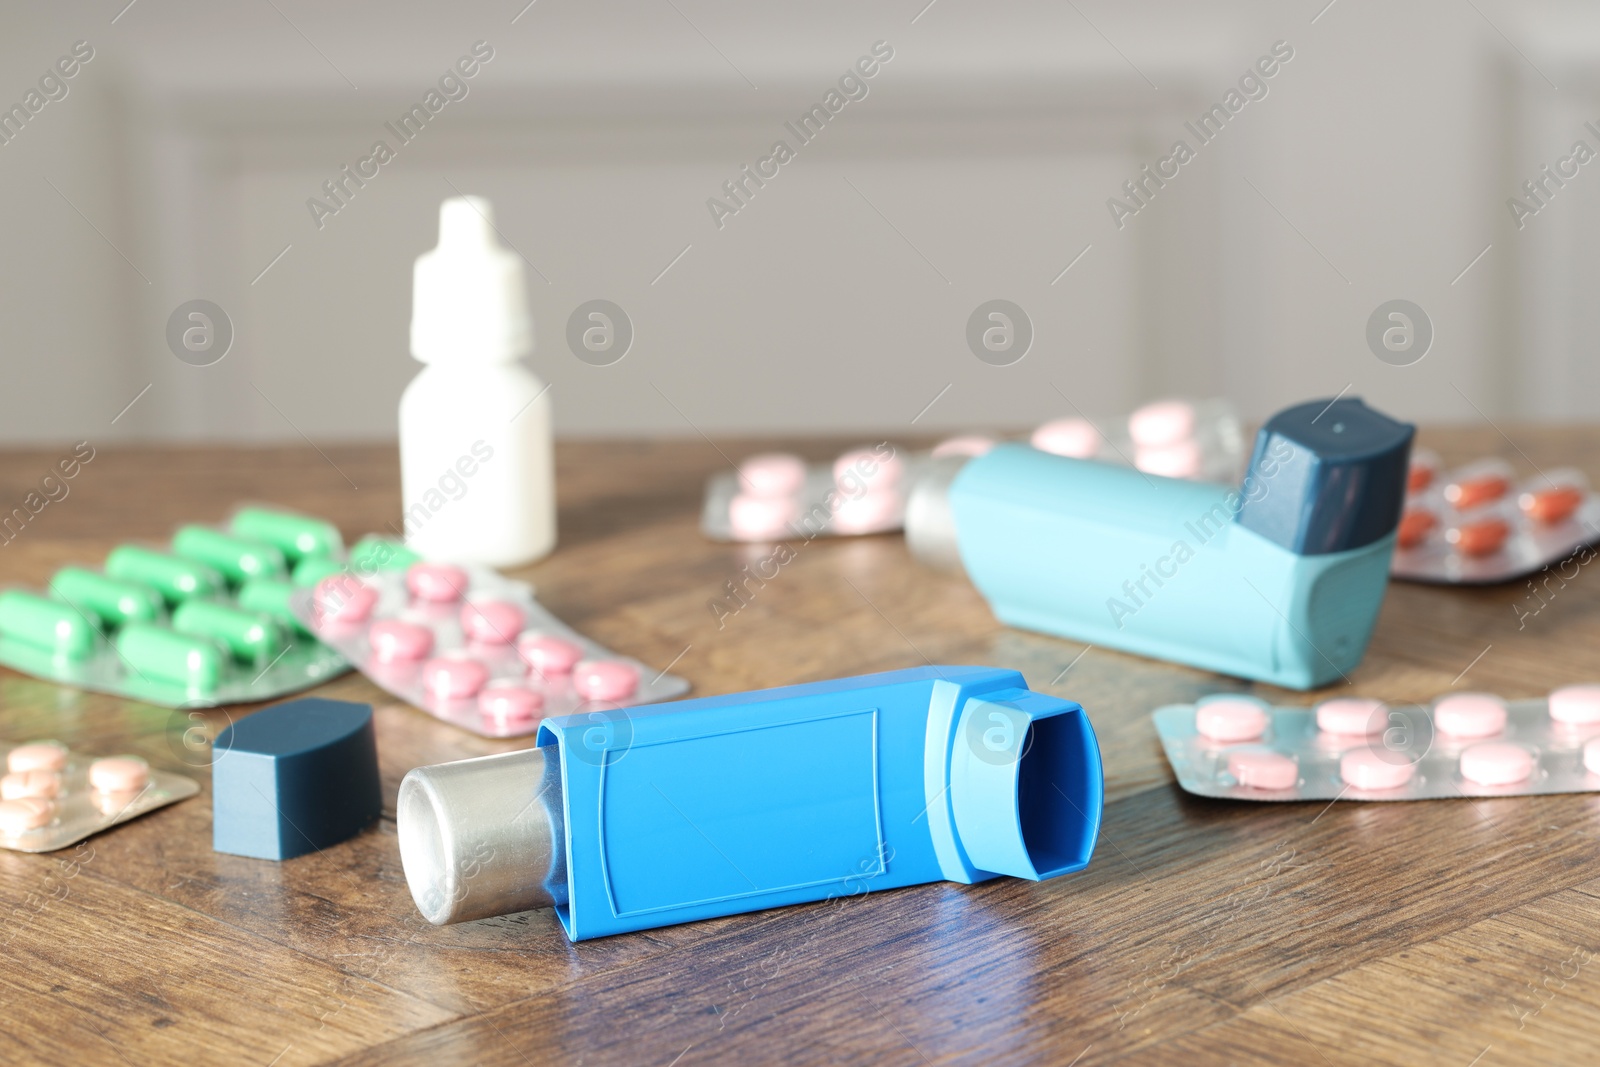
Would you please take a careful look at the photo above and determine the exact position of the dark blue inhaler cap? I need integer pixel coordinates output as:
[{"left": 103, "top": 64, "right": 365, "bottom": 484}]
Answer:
[{"left": 1235, "top": 397, "right": 1414, "bottom": 555}]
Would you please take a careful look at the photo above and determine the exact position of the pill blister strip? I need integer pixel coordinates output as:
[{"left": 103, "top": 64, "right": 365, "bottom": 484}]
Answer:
[
  {"left": 1392, "top": 462, "right": 1599, "bottom": 585},
  {"left": 0, "top": 746, "right": 198, "bottom": 854},
  {"left": 700, "top": 459, "right": 923, "bottom": 542},
  {"left": 1154, "top": 698, "right": 1600, "bottom": 803},
  {"left": 292, "top": 566, "right": 691, "bottom": 738}
]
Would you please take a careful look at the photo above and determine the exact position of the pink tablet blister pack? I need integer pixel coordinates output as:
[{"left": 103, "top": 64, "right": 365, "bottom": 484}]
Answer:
[
  {"left": 1028, "top": 397, "right": 1243, "bottom": 483},
  {"left": 1154, "top": 685, "right": 1600, "bottom": 802},
  {"left": 700, "top": 442, "right": 911, "bottom": 542},
  {"left": 291, "top": 562, "right": 690, "bottom": 737},
  {"left": 1391, "top": 448, "right": 1599, "bottom": 584},
  {"left": 0, "top": 741, "right": 198, "bottom": 853}
]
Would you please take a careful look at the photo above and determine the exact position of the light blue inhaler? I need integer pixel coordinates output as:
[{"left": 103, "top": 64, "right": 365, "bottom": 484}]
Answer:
[
  {"left": 397, "top": 666, "right": 1102, "bottom": 940},
  {"left": 906, "top": 398, "right": 1414, "bottom": 689}
]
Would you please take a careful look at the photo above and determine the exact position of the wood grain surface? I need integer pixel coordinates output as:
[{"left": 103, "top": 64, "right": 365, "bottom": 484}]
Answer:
[{"left": 1, "top": 428, "right": 1598, "bottom": 1066}]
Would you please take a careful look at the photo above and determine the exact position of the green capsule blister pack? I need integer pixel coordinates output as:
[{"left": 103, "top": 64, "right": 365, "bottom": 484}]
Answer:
[{"left": 0, "top": 506, "right": 414, "bottom": 708}]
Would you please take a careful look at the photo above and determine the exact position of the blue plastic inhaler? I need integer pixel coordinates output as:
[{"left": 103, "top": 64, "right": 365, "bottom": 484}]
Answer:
[
  {"left": 397, "top": 666, "right": 1102, "bottom": 940},
  {"left": 906, "top": 397, "right": 1414, "bottom": 689}
]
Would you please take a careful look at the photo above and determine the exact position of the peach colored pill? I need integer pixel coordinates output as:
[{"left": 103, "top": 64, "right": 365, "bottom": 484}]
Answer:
[
  {"left": 1030, "top": 417, "right": 1099, "bottom": 459},
  {"left": 0, "top": 797, "right": 54, "bottom": 834},
  {"left": 520, "top": 635, "right": 584, "bottom": 677},
  {"left": 7, "top": 741, "right": 67, "bottom": 774},
  {"left": 1340, "top": 748, "right": 1415, "bottom": 790},
  {"left": 1549, "top": 684, "right": 1600, "bottom": 725},
  {"left": 1434, "top": 693, "right": 1507, "bottom": 738},
  {"left": 1129, "top": 400, "right": 1197, "bottom": 448},
  {"left": 406, "top": 562, "right": 470, "bottom": 603},
  {"left": 1445, "top": 515, "right": 1510, "bottom": 557},
  {"left": 1408, "top": 466, "right": 1434, "bottom": 493},
  {"left": 368, "top": 619, "right": 434, "bottom": 662},
  {"left": 461, "top": 601, "right": 525, "bottom": 645},
  {"left": 89, "top": 756, "right": 150, "bottom": 794},
  {"left": 1519, "top": 485, "right": 1585, "bottom": 525},
  {"left": 574, "top": 660, "right": 639, "bottom": 702},
  {"left": 1195, "top": 698, "right": 1268, "bottom": 743},
  {"left": 1, "top": 771, "right": 60, "bottom": 800},
  {"left": 1459, "top": 742, "right": 1535, "bottom": 786},
  {"left": 1227, "top": 749, "right": 1298, "bottom": 790},
  {"left": 1317, "top": 698, "right": 1386, "bottom": 736},
  {"left": 729, "top": 493, "right": 799, "bottom": 540},
  {"left": 1136, "top": 440, "right": 1202, "bottom": 479},
  {"left": 1444, "top": 472, "right": 1509, "bottom": 510},
  {"left": 314, "top": 575, "right": 378, "bottom": 624},
  {"left": 1585, "top": 738, "right": 1600, "bottom": 776},
  {"left": 422, "top": 657, "right": 488, "bottom": 700},
  {"left": 931, "top": 435, "right": 997, "bottom": 459},
  {"left": 94, "top": 789, "right": 141, "bottom": 817},
  {"left": 834, "top": 449, "right": 902, "bottom": 492},
  {"left": 737, "top": 453, "right": 806, "bottom": 497},
  {"left": 479, "top": 685, "right": 544, "bottom": 724},
  {"left": 1397, "top": 508, "right": 1436, "bottom": 549},
  {"left": 831, "top": 490, "right": 900, "bottom": 534}
]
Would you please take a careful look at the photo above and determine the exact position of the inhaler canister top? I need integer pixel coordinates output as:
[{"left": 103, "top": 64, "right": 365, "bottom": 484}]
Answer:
[{"left": 409, "top": 196, "right": 534, "bottom": 365}]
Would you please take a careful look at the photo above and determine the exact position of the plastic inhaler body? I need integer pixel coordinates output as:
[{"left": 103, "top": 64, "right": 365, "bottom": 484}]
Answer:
[
  {"left": 908, "top": 398, "right": 1414, "bottom": 690},
  {"left": 397, "top": 666, "right": 1102, "bottom": 940}
]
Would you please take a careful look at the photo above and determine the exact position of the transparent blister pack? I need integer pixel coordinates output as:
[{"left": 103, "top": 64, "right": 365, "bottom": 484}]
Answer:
[
  {"left": 1154, "top": 686, "right": 1600, "bottom": 803},
  {"left": 1027, "top": 396, "right": 1244, "bottom": 483},
  {"left": 292, "top": 560, "right": 691, "bottom": 738},
  {"left": 0, "top": 742, "right": 198, "bottom": 853},
  {"left": 0, "top": 506, "right": 357, "bottom": 708},
  {"left": 1392, "top": 449, "right": 1599, "bottom": 584}
]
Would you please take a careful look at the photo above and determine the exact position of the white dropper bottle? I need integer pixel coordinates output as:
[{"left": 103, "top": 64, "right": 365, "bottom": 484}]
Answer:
[{"left": 400, "top": 196, "right": 555, "bottom": 566}]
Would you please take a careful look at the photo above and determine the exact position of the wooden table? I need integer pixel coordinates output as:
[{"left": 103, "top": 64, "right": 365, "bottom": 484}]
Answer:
[{"left": 2, "top": 429, "right": 1598, "bottom": 1066}]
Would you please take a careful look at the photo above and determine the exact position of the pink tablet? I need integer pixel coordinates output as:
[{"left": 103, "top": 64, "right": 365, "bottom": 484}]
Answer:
[
  {"left": 368, "top": 620, "right": 434, "bottom": 662},
  {"left": 1030, "top": 418, "right": 1099, "bottom": 459},
  {"left": 831, "top": 490, "right": 900, "bottom": 534},
  {"left": 0, "top": 797, "right": 55, "bottom": 834},
  {"left": 89, "top": 756, "right": 150, "bottom": 794},
  {"left": 1129, "top": 399, "right": 1197, "bottom": 447},
  {"left": 7, "top": 741, "right": 67, "bottom": 774},
  {"left": 931, "top": 435, "right": 997, "bottom": 459},
  {"left": 1458, "top": 743, "right": 1535, "bottom": 786},
  {"left": 834, "top": 449, "right": 902, "bottom": 492},
  {"left": 314, "top": 575, "right": 378, "bottom": 625},
  {"left": 518, "top": 635, "right": 584, "bottom": 678},
  {"left": 729, "top": 493, "right": 800, "bottom": 540},
  {"left": 1548, "top": 684, "right": 1600, "bottom": 725},
  {"left": 1340, "top": 748, "right": 1415, "bottom": 790},
  {"left": 479, "top": 685, "right": 544, "bottom": 725},
  {"left": 406, "top": 562, "right": 470, "bottom": 603},
  {"left": 1316, "top": 698, "right": 1386, "bottom": 736},
  {"left": 574, "top": 660, "right": 639, "bottom": 702},
  {"left": 1135, "top": 440, "right": 1202, "bottom": 479},
  {"left": 422, "top": 657, "right": 488, "bottom": 701},
  {"left": 1433, "top": 693, "right": 1507, "bottom": 738},
  {"left": 1227, "top": 749, "right": 1298, "bottom": 790},
  {"left": 1, "top": 771, "right": 61, "bottom": 800},
  {"left": 737, "top": 453, "right": 806, "bottom": 498},
  {"left": 1195, "top": 698, "right": 1269, "bottom": 743},
  {"left": 461, "top": 601, "right": 525, "bottom": 645}
]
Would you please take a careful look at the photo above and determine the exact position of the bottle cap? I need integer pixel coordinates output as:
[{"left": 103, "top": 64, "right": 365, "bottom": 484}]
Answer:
[
  {"left": 1236, "top": 397, "right": 1414, "bottom": 555},
  {"left": 410, "top": 196, "right": 534, "bottom": 365}
]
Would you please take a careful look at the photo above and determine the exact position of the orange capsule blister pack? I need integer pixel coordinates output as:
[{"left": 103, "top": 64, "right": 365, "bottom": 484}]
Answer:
[
  {"left": 1155, "top": 685, "right": 1600, "bottom": 803},
  {"left": 1391, "top": 448, "right": 1598, "bottom": 583},
  {"left": 0, "top": 741, "right": 198, "bottom": 853}
]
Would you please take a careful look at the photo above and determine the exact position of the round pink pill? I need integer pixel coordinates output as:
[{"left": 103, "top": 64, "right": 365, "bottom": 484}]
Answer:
[
  {"left": 1136, "top": 440, "right": 1202, "bottom": 479},
  {"left": 574, "top": 660, "right": 639, "bottom": 702},
  {"left": 729, "top": 493, "right": 800, "bottom": 540},
  {"left": 1549, "top": 684, "right": 1600, "bottom": 725},
  {"left": 368, "top": 619, "right": 434, "bottom": 662},
  {"left": 1316, "top": 698, "right": 1386, "bottom": 736},
  {"left": 1129, "top": 399, "right": 1197, "bottom": 447},
  {"left": 89, "top": 756, "right": 150, "bottom": 794},
  {"left": 1459, "top": 742, "right": 1535, "bottom": 786},
  {"left": 461, "top": 601, "right": 525, "bottom": 645},
  {"left": 1434, "top": 693, "right": 1507, "bottom": 738},
  {"left": 1, "top": 771, "right": 60, "bottom": 800},
  {"left": 0, "top": 797, "right": 55, "bottom": 834},
  {"left": 407, "top": 562, "right": 470, "bottom": 603},
  {"left": 1195, "top": 698, "right": 1269, "bottom": 743},
  {"left": 737, "top": 453, "right": 806, "bottom": 497},
  {"left": 931, "top": 435, "right": 997, "bottom": 459},
  {"left": 479, "top": 685, "right": 544, "bottom": 725},
  {"left": 1340, "top": 748, "right": 1416, "bottom": 791},
  {"left": 834, "top": 449, "right": 902, "bottom": 492},
  {"left": 1227, "top": 749, "right": 1298, "bottom": 790},
  {"left": 314, "top": 575, "right": 378, "bottom": 625},
  {"left": 831, "top": 490, "right": 900, "bottom": 534},
  {"left": 422, "top": 657, "right": 488, "bottom": 701},
  {"left": 7, "top": 741, "right": 67, "bottom": 774},
  {"left": 1030, "top": 417, "right": 1099, "bottom": 459},
  {"left": 1584, "top": 738, "right": 1600, "bottom": 776},
  {"left": 519, "top": 634, "right": 584, "bottom": 677}
]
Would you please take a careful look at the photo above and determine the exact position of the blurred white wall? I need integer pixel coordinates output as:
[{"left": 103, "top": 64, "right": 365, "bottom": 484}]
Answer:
[{"left": 0, "top": 0, "right": 1595, "bottom": 444}]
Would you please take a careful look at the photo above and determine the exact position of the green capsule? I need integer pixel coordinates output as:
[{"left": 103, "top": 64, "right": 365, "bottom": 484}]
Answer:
[
  {"left": 237, "top": 578, "right": 314, "bottom": 637},
  {"left": 229, "top": 507, "right": 343, "bottom": 562},
  {"left": 114, "top": 623, "right": 224, "bottom": 694},
  {"left": 49, "top": 567, "right": 163, "bottom": 628},
  {"left": 105, "top": 545, "right": 225, "bottom": 605},
  {"left": 349, "top": 535, "right": 418, "bottom": 574},
  {"left": 171, "top": 600, "right": 286, "bottom": 665},
  {"left": 0, "top": 590, "right": 97, "bottom": 658},
  {"left": 171, "top": 526, "right": 287, "bottom": 585},
  {"left": 292, "top": 555, "right": 346, "bottom": 588}
]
